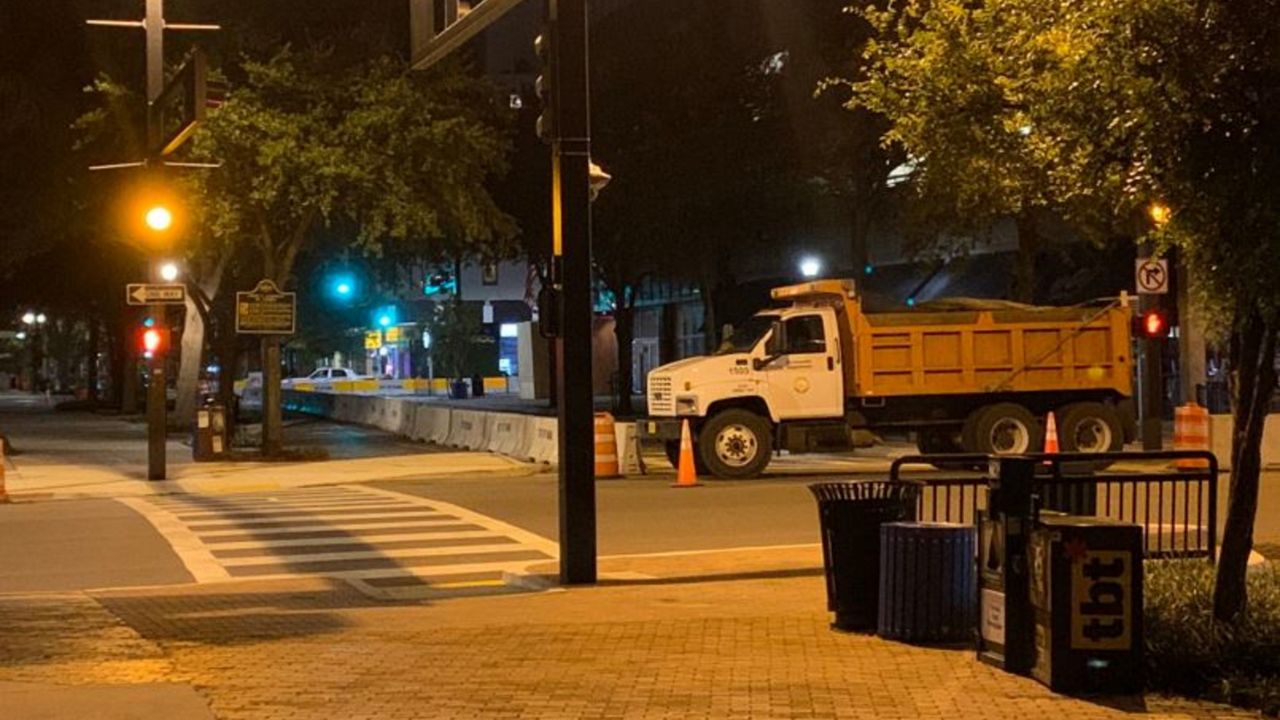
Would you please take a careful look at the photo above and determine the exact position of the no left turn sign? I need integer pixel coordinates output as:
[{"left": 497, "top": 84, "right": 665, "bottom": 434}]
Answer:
[{"left": 1135, "top": 258, "right": 1169, "bottom": 295}]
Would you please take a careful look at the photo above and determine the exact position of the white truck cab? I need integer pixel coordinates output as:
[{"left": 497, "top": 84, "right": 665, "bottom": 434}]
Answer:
[{"left": 644, "top": 299, "right": 846, "bottom": 477}]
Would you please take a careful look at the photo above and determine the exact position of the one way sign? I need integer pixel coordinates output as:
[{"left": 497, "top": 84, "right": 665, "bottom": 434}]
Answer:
[{"left": 126, "top": 283, "right": 186, "bottom": 306}]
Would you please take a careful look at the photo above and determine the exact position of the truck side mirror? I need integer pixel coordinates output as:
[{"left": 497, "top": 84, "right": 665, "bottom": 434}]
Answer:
[{"left": 753, "top": 324, "right": 785, "bottom": 370}]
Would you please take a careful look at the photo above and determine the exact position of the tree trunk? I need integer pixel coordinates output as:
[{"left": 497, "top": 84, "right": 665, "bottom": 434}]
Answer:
[
  {"left": 614, "top": 298, "right": 635, "bottom": 415},
  {"left": 1213, "top": 310, "right": 1278, "bottom": 621},
  {"left": 86, "top": 318, "right": 100, "bottom": 406},
  {"left": 215, "top": 309, "right": 238, "bottom": 441},
  {"left": 173, "top": 297, "right": 205, "bottom": 430},
  {"left": 261, "top": 336, "right": 284, "bottom": 455},
  {"left": 120, "top": 314, "right": 138, "bottom": 414},
  {"left": 1012, "top": 212, "right": 1039, "bottom": 303}
]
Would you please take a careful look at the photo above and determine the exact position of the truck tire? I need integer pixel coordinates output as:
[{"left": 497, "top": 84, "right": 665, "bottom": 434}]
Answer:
[
  {"left": 965, "top": 403, "right": 1042, "bottom": 456},
  {"left": 915, "top": 428, "right": 973, "bottom": 470},
  {"left": 664, "top": 439, "right": 709, "bottom": 475},
  {"left": 698, "top": 409, "right": 773, "bottom": 478},
  {"left": 1056, "top": 402, "right": 1123, "bottom": 470}
]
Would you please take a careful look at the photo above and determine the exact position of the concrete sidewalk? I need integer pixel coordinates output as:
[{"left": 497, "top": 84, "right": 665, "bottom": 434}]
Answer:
[
  {"left": 0, "top": 398, "right": 534, "bottom": 502},
  {"left": 0, "top": 547, "right": 1260, "bottom": 720}
]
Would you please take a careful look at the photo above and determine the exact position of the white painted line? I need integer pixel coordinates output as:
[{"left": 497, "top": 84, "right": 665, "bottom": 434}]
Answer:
[
  {"left": 119, "top": 496, "right": 231, "bottom": 583},
  {"left": 185, "top": 509, "right": 454, "bottom": 526},
  {"left": 208, "top": 529, "right": 501, "bottom": 551},
  {"left": 194, "top": 517, "right": 471, "bottom": 539},
  {"left": 171, "top": 503, "right": 416, "bottom": 521},
  {"left": 598, "top": 542, "right": 822, "bottom": 561},
  {"left": 352, "top": 485, "right": 561, "bottom": 559},
  {"left": 217, "top": 542, "right": 537, "bottom": 567}
]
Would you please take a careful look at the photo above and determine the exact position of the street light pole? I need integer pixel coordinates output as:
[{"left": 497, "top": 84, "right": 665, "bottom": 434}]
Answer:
[{"left": 145, "top": 0, "right": 168, "bottom": 480}]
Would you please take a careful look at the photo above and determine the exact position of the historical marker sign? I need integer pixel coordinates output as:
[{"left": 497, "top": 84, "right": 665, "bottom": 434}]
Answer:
[
  {"left": 236, "top": 279, "right": 296, "bottom": 335},
  {"left": 1135, "top": 258, "right": 1169, "bottom": 295},
  {"left": 126, "top": 283, "right": 186, "bottom": 306}
]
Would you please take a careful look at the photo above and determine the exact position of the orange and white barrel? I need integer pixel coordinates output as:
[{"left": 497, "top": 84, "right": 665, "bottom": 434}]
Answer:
[
  {"left": 594, "top": 412, "right": 620, "bottom": 478},
  {"left": 1174, "top": 401, "right": 1211, "bottom": 469}
]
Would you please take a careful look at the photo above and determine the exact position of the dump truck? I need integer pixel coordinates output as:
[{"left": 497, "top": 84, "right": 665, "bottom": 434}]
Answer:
[{"left": 640, "top": 279, "right": 1137, "bottom": 478}]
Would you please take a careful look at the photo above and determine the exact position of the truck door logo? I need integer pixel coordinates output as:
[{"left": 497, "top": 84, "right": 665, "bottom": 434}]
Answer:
[
  {"left": 1070, "top": 548, "right": 1132, "bottom": 650},
  {"left": 793, "top": 377, "right": 810, "bottom": 394}
]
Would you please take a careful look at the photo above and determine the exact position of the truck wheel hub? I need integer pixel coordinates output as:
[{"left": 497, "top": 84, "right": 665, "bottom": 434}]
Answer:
[
  {"left": 715, "top": 425, "right": 758, "bottom": 467},
  {"left": 1072, "top": 418, "right": 1112, "bottom": 453},
  {"left": 989, "top": 418, "right": 1030, "bottom": 454}
]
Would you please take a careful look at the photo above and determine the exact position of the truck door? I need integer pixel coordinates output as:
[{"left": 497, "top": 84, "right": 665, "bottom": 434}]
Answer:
[{"left": 766, "top": 310, "right": 844, "bottom": 419}]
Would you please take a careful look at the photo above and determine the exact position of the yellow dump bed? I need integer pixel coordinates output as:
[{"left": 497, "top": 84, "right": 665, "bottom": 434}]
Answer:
[
  {"left": 771, "top": 280, "right": 1134, "bottom": 400},
  {"left": 852, "top": 303, "right": 1132, "bottom": 398}
]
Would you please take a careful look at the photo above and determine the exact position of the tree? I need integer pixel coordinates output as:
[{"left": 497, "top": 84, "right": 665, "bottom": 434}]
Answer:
[
  {"left": 849, "top": 0, "right": 1279, "bottom": 620},
  {"left": 178, "top": 47, "right": 513, "bottom": 452}
]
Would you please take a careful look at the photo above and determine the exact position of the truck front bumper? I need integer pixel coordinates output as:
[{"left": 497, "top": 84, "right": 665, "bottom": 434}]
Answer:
[{"left": 636, "top": 417, "right": 687, "bottom": 442}]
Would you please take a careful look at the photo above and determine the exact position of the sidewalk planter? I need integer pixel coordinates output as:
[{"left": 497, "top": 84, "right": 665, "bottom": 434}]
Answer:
[
  {"left": 810, "top": 480, "right": 921, "bottom": 632},
  {"left": 878, "top": 522, "right": 975, "bottom": 643}
]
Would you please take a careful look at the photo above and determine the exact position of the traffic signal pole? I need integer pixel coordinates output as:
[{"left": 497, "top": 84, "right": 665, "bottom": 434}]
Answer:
[
  {"left": 550, "top": 0, "right": 597, "bottom": 585},
  {"left": 1140, "top": 296, "right": 1163, "bottom": 451},
  {"left": 145, "top": 0, "right": 168, "bottom": 480}
]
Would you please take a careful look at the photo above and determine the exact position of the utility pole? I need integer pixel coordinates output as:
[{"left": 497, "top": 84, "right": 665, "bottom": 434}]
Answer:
[
  {"left": 549, "top": 0, "right": 597, "bottom": 585},
  {"left": 409, "top": 0, "right": 597, "bottom": 584},
  {"left": 87, "top": 1, "right": 219, "bottom": 480}
]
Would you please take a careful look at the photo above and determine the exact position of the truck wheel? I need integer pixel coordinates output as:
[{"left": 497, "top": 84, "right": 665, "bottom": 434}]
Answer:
[
  {"left": 698, "top": 409, "right": 773, "bottom": 478},
  {"left": 664, "top": 439, "right": 709, "bottom": 475},
  {"left": 1057, "top": 402, "right": 1123, "bottom": 470},
  {"left": 915, "top": 428, "right": 975, "bottom": 470},
  {"left": 966, "top": 403, "right": 1042, "bottom": 456}
]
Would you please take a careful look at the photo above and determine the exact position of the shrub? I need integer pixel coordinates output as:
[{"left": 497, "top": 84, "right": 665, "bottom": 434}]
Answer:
[{"left": 1145, "top": 560, "right": 1280, "bottom": 715}]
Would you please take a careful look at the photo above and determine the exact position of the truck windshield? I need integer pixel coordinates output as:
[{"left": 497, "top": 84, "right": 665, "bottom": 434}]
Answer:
[{"left": 714, "top": 314, "right": 778, "bottom": 355}]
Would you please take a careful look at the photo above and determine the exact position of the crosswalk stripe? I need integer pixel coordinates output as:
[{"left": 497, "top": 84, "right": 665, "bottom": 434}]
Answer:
[
  {"left": 218, "top": 542, "right": 536, "bottom": 567},
  {"left": 205, "top": 529, "right": 499, "bottom": 551},
  {"left": 197, "top": 521, "right": 481, "bottom": 541},
  {"left": 131, "top": 485, "right": 558, "bottom": 595}
]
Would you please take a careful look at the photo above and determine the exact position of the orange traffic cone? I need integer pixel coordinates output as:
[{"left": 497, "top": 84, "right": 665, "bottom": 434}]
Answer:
[
  {"left": 672, "top": 419, "right": 701, "bottom": 488},
  {"left": 1043, "top": 412, "right": 1060, "bottom": 458}
]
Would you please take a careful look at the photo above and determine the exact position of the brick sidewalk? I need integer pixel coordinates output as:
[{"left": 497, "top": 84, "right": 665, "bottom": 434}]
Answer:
[{"left": 0, "top": 573, "right": 1261, "bottom": 720}]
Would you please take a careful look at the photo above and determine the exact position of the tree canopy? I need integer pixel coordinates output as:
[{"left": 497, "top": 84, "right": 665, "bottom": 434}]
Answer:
[{"left": 848, "top": 0, "right": 1279, "bottom": 619}]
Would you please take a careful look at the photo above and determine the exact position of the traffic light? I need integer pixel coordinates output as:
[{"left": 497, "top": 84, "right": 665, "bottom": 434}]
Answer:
[
  {"left": 534, "top": 27, "right": 556, "bottom": 145},
  {"left": 1136, "top": 309, "right": 1169, "bottom": 338},
  {"left": 137, "top": 325, "right": 170, "bottom": 355}
]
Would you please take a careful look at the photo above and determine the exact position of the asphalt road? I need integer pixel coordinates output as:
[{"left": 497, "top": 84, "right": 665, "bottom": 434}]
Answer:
[{"left": 0, "top": 498, "right": 192, "bottom": 593}]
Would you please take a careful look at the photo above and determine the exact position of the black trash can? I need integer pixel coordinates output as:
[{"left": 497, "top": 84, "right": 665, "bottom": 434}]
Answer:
[{"left": 810, "top": 481, "right": 921, "bottom": 631}]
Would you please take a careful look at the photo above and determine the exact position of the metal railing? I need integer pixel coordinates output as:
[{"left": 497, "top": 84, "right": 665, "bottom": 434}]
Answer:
[{"left": 888, "top": 450, "right": 1219, "bottom": 562}]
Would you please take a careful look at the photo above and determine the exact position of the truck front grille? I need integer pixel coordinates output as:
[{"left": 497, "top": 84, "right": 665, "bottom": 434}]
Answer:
[{"left": 648, "top": 375, "right": 674, "bottom": 415}]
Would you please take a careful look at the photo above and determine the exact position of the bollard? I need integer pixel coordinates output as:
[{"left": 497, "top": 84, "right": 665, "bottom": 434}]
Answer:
[
  {"left": 593, "top": 412, "right": 620, "bottom": 478},
  {"left": 1174, "top": 401, "right": 1211, "bottom": 469},
  {"left": 0, "top": 434, "right": 9, "bottom": 503}
]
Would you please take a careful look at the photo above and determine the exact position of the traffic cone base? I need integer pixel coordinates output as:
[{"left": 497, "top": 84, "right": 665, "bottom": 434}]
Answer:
[{"left": 673, "top": 419, "right": 701, "bottom": 488}]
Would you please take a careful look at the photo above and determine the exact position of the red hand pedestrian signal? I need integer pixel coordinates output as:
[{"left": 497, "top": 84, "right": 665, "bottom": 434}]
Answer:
[
  {"left": 138, "top": 327, "right": 170, "bottom": 355},
  {"left": 1140, "top": 310, "right": 1168, "bottom": 338}
]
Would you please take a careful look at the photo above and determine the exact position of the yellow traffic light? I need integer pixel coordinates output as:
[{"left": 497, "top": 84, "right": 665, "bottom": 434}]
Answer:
[
  {"left": 1148, "top": 201, "right": 1172, "bottom": 226},
  {"left": 145, "top": 205, "right": 174, "bottom": 232}
]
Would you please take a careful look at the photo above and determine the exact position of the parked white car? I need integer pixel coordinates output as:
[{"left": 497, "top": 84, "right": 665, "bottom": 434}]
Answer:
[{"left": 281, "top": 367, "right": 365, "bottom": 388}]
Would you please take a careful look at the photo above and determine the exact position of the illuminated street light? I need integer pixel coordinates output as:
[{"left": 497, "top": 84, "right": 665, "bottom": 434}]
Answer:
[
  {"left": 798, "top": 256, "right": 822, "bottom": 279},
  {"left": 35, "top": 313, "right": 46, "bottom": 324},
  {"left": 159, "top": 262, "right": 180, "bottom": 282},
  {"left": 145, "top": 205, "right": 173, "bottom": 232},
  {"left": 1148, "top": 201, "right": 1172, "bottom": 226},
  {"left": 21, "top": 312, "right": 35, "bottom": 325},
  {"left": 15, "top": 331, "right": 26, "bottom": 340}
]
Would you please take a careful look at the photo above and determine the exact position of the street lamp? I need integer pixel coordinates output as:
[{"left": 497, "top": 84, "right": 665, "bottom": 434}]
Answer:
[
  {"left": 145, "top": 205, "right": 173, "bottom": 232},
  {"left": 21, "top": 312, "right": 35, "bottom": 325},
  {"left": 15, "top": 331, "right": 26, "bottom": 340},
  {"left": 1148, "top": 201, "right": 1172, "bottom": 226},
  {"left": 35, "top": 313, "right": 46, "bottom": 324},
  {"left": 799, "top": 256, "right": 822, "bottom": 279},
  {"left": 159, "top": 261, "right": 180, "bottom": 282}
]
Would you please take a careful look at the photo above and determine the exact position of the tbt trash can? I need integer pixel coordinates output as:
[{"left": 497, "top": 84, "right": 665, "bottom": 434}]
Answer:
[
  {"left": 810, "top": 481, "right": 921, "bottom": 631},
  {"left": 878, "top": 522, "right": 976, "bottom": 643},
  {"left": 1029, "top": 515, "right": 1144, "bottom": 694}
]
